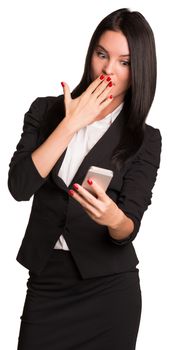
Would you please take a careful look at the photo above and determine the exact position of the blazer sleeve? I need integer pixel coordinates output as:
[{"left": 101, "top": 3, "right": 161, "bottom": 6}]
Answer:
[
  {"left": 8, "top": 97, "right": 52, "bottom": 201},
  {"left": 109, "top": 126, "right": 162, "bottom": 246}
]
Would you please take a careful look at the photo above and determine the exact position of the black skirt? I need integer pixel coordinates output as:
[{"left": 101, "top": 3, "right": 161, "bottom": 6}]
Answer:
[{"left": 17, "top": 250, "right": 142, "bottom": 350}]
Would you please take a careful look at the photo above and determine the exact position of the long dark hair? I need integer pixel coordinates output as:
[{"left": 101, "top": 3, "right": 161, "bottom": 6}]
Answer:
[{"left": 71, "top": 8, "right": 157, "bottom": 169}]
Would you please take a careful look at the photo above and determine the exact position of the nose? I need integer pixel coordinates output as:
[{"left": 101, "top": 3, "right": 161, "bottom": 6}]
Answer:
[{"left": 103, "top": 60, "right": 116, "bottom": 77}]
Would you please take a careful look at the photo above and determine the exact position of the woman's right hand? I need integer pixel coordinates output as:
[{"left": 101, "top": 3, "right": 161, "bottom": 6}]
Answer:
[{"left": 61, "top": 75, "right": 114, "bottom": 132}]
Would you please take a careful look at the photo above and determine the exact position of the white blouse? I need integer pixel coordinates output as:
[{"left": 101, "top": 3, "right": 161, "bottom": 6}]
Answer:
[{"left": 53, "top": 103, "right": 123, "bottom": 250}]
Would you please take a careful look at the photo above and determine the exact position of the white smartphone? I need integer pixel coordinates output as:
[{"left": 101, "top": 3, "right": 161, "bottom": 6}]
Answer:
[{"left": 82, "top": 166, "right": 114, "bottom": 194}]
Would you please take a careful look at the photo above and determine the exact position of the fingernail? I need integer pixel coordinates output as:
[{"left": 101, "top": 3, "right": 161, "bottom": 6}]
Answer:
[
  {"left": 68, "top": 189, "right": 74, "bottom": 196},
  {"left": 108, "top": 81, "right": 112, "bottom": 87},
  {"left": 109, "top": 95, "right": 113, "bottom": 99},
  {"left": 106, "top": 76, "right": 111, "bottom": 81},
  {"left": 61, "top": 82, "right": 65, "bottom": 87},
  {"left": 73, "top": 183, "right": 79, "bottom": 190},
  {"left": 87, "top": 178, "right": 93, "bottom": 185},
  {"left": 100, "top": 74, "right": 105, "bottom": 80}
]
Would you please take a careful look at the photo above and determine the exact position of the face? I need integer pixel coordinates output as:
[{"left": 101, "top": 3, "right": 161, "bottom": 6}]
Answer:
[{"left": 90, "top": 30, "right": 131, "bottom": 107}]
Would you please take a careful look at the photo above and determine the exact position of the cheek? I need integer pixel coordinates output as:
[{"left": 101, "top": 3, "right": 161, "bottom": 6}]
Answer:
[
  {"left": 91, "top": 56, "right": 103, "bottom": 74},
  {"left": 90, "top": 57, "right": 96, "bottom": 79},
  {"left": 109, "top": 70, "right": 131, "bottom": 95},
  {"left": 118, "top": 69, "right": 131, "bottom": 88}
]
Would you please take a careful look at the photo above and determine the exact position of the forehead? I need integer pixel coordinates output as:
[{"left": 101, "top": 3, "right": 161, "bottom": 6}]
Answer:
[{"left": 97, "top": 30, "right": 130, "bottom": 55}]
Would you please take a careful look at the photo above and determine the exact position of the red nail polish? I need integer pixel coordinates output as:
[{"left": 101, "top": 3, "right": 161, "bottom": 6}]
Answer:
[
  {"left": 61, "top": 82, "right": 65, "bottom": 87},
  {"left": 100, "top": 74, "right": 105, "bottom": 80},
  {"left": 108, "top": 81, "right": 112, "bottom": 87},
  {"left": 106, "top": 76, "right": 111, "bottom": 81},
  {"left": 73, "top": 183, "right": 79, "bottom": 190},
  {"left": 68, "top": 189, "right": 74, "bottom": 196},
  {"left": 87, "top": 179, "right": 93, "bottom": 185}
]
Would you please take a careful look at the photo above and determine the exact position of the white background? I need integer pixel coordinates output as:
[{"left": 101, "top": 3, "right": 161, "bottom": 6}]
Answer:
[{"left": 1, "top": 0, "right": 169, "bottom": 349}]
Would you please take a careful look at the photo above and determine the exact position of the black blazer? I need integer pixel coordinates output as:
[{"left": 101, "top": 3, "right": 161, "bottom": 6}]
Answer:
[{"left": 8, "top": 95, "right": 162, "bottom": 278}]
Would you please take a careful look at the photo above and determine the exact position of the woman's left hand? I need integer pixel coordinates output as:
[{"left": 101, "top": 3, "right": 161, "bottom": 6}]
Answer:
[{"left": 68, "top": 179, "right": 124, "bottom": 228}]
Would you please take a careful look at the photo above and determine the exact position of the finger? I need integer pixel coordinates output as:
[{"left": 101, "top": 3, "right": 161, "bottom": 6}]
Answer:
[
  {"left": 83, "top": 206, "right": 101, "bottom": 220},
  {"left": 97, "top": 82, "right": 114, "bottom": 104},
  {"left": 92, "top": 77, "right": 113, "bottom": 99},
  {"left": 73, "top": 181, "right": 109, "bottom": 205},
  {"left": 70, "top": 189, "right": 100, "bottom": 217},
  {"left": 61, "top": 81, "right": 72, "bottom": 104},
  {"left": 73, "top": 183, "right": 99, "bottom": 207},
  {"left": 98, "top": 93, "right": 114, "bottom": 109},
  {"left": 86, "top": 74, "right": 106, "bottom": 95},
  {"left": 85, "top": 179, "right": 110, "bottom": 202}
]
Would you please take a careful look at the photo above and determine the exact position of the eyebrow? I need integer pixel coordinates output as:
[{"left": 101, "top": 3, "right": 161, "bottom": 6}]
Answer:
[{"left": 96, "top": 44, "right": 130, "bottom": 57}]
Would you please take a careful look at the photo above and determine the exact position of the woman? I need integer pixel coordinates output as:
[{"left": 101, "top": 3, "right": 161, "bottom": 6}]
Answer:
[{"left": 8, "top": 8, "right": 161, "bottom": 350}]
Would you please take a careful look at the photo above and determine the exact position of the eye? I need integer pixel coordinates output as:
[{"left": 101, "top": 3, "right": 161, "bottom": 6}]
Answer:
[
  {"left": 96, "top": 51, "right": 107, "bottom": 59},
  {"left": 120, "top": 60, "right": 131, "bottom": 66}
]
